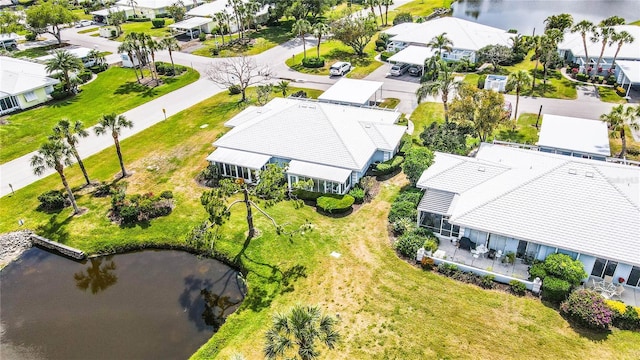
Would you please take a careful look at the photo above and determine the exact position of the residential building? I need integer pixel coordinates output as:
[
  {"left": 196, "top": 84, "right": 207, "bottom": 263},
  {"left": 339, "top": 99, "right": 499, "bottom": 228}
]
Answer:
[
  {"left": 537, "top": 114, "right": 611, "bottom": 160},
  {"left": 206, "top": 97, "right": 406, "bottom": 194},
  {"left": 416, "top": 143, "right": 640, "bottom": 289},
  {"left": 0, "top": 57, "right": 60, "bottom": 115},
  {"left": 317, "top": 78, "right": 384, "bottom": 107},
  {"left": 186, "top": 0, "right": 269, "bottom": 33},
  {"left": 384, "top": 17, "right": 513, "bottom": 65},
  {"left": 36, "top": 47, "right": 98, "bottom": 67},
  {"left": 115, "top": 0, "right": 204, "bottom": 19}
]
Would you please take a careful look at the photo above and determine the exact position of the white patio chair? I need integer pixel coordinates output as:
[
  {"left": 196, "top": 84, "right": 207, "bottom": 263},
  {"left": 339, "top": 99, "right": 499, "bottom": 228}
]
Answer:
[
  {"left": 604, "top": 275, "right": 614, "bottom": 284},
  {"left": 611, "top": 285, "right": 625, "bottom": 300}
]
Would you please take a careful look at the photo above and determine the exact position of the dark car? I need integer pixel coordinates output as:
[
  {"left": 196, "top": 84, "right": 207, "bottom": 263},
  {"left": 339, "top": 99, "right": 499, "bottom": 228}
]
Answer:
[{"left": 408, "top": 65, "right": 421, "bottom": 77}]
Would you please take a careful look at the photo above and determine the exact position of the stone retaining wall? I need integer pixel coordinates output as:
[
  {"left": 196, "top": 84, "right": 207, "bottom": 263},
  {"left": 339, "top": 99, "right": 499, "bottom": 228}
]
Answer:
[{"left": 30, "top": 234, "right": 85, "bottom": 260}]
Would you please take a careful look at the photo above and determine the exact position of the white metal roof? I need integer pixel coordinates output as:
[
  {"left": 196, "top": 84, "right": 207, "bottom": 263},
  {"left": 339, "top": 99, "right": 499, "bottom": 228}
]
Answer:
[
  {"left": 187, "top": 0, "right": 268, "bottom": 17},
  {"left": 538, "top": 114, "right": 611, "bottom": 157},
  {"left": 0, "top": 56, "right": 60, "bottom": 97},
  {"left": 318, "top": 78, "right": 383, "bottom": 105},
  {"left": 90, "top": 5, "right": 132, "bottom": 16},
  {"left": 213, "top": 97, "right": 403, "bottom": 171},
  {"left": 417, "top": 189, "right": 456, "bottom": 215},
  {"left": 205, "top": 147, "right": 270, "bottom": 169},
  {"left": 287, "top": 160, "right": 352, "bottom": 183},
  {"left": 389, "top": 17, "right": 512, "bottom": 51},
  {"left": 383, "top": 22, "right": 421, "bottom": 37},
  {"left": 559, "top": 25, "right": 640, "bottom": 61},
  {"left": 169, "top": 16, "right": 213, "bottom": 30},
  {"left": 116, "top": 0, "right": 203, "bottom": 10},
  {"left": 419, "top": 143, "right": 640, "bottom": 267},
  {"left": 617, "top": 60, "right": 640, "bottom": 84},
  {"left": 387, "top": 45, "right": 436, "bottom": 66}
]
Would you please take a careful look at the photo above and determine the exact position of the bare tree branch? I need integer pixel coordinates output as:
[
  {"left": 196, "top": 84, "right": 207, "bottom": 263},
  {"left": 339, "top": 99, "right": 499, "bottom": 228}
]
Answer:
[{"left": 206, "top": 55, "right": 274, "bottom": 101}]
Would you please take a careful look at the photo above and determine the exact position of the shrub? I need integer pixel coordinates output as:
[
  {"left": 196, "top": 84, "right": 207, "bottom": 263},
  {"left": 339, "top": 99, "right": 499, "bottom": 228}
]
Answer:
[
  {"left": 376, "top": 155, "right": 404, "bottom": 175},
  {"left": 509, "top": 280, "right": 527, "bottom": 296},
  {"left": 127, "top": 17, "right": 151, "bottom": 22},
  {"left": 560, "top": 289, "right": 613, "bottom": 330},
  {"left": 155, "top": 62, "right": 166, "bottom": 75},
  {"left": 77, "top": 70, "right": 93, "bottom": 83},
  {"left": 110, "top": 29, "right": 117, "bottom": 37},
  {"left": 421, "top": 256, "right": 435, "bottom": 270},
  {"left": 541, "top": 253, "right": 587, "bottom": 286},
  {"left": 477, "top": 74, "right": 487, "bottom": 89},
  {"left": 25, "top": 32, "right": 37, "bottom": 41},
  {"left": 576, "top": 73, "right": 589, "bottom": 82},
  {"left": 380, "top": 51, "right": 393, "bottom": 61},
  {"left": 301, "top": 57, "right": 325, "bottom": 68},
  {"left": 437, "top": 263, "right": 459, "bottom": 277},
  {"left": 316, "top": 194, "right": 354, "bottom": 213},
  {"left": 348, "top": 187, "right": 365, "bottom": 204},
  {"left": 605, "top": 300, "right": 640, "bottom": 330},
  {"left": 528, "top": 262, "right": 547, "bottom": 281},
  {"left": 228, "top": 84, "right": 242, "bottom": 95},
  {"left": 375, "top": 39, "right": 386, "bottom": 49},
  {"left": 480, "top": 274, "right": 495, "bottom": 289},
  {"left": 392, "top": 217, "right": 415, "bottom": 235},
  {"left": 160, "top": 190, "right": 173, "bottom": 199},
  {"left": 89, "top": 64, "right": 108, "bottom": 73},
  {"left": 50, "top": 89, "right": 71, "bottom": 100},
  {"left": 394, "top": 232, "right": 425, "bottom": 258},
  {"left": 388, "top": 200, "right": 416, "bottom": 223},
  {"left": 595, "top": 75, "right": 604, "bottom": 84},
  {"left": 290, "top": 90, "right": 308, "bottom": 98},
  {"left": 198, "top": 32, "right": 206, "bottom": 41},
  {"left": 541, "top": 276, "right": 571, "bottom": 303},
  {"left": 37, "top": 190, "right": 67, "bottom": 211},
  {"left": 110, "top": 190, "right": 175, "bottom": 224},
  {"left": 393, "top": 12, "right": 413, "bottom": 25},
  {"left": 293, "top": 189, "right": 323, "bottom": 201},
  {"left": 151, "top": 18, "right": 165, "bottom": 28},
  {"left": 616, "top": 86, "right": 626, "bottom": 96},
  {"left": 395, "top": 188, "right": 422, "bottom": 206},
  {"left": 606, "top": 75, "right": 616, "bottom": 84},
  {"left": 423, "top": 238, "right": 438, "bottom": 253},
  {"left": 94, "top": 182, "right": 113, "bottom": 197}
]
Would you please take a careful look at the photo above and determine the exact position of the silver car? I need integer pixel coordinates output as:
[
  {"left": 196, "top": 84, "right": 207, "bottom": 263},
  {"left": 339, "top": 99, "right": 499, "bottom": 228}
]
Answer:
[{"left": 329, "top": 61, "right": 352, "bottom": 76}]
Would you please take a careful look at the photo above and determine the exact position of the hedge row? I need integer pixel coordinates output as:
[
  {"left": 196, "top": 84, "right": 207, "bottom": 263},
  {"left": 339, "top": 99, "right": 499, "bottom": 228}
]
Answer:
[
  {"left": 376, "top": 155, "right": 404, "bottom": 175},
  {"left": 316, "top": 194, "right": 354, "bottom": 213},
  {"left": 302, "top": 57, "right": 324, "bottom": 68}
]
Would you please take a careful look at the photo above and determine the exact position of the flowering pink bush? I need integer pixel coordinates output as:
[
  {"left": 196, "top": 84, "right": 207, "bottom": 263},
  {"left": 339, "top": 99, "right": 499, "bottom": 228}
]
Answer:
[
  {"left": 571, "top": 68, "right": 579, "bottom": 74},
  {"left": 560, "top": 289, "right": 613, "bottom": 330}
]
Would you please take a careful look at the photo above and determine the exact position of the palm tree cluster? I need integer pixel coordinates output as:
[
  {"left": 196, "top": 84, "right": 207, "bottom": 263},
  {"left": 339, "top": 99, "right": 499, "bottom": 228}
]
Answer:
[
  {"left": 292, "top": 18, "right": 331, "bottom": 60},
  {"left": 117, "top": 32, "right": 169, "bottom": 85},
  {"left": 365, "top": 0, "right": 394, "bottom": 26},
  {"left": 225, "top": 0, "right": 262, "bottom": 40},
  {"left": 601, "top": 105, "right": 640, "bottom": 158}
]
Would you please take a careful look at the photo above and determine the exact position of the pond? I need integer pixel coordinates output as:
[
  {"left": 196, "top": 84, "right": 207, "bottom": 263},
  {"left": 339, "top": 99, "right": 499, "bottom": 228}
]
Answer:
[
  {"left": 0, "top": 248, "right": 244, "bottom": 360},
  {"left": 451, "top": 0, "right": 639, "bottom": 34}
]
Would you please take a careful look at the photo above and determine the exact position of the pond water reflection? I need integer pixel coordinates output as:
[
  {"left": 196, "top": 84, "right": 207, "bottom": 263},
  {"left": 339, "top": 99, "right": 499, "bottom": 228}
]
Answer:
[
  {"left": 0, "top": 248, "right": 243, "bottom": 360},
  {"left": 451, "top": 0, "right": 639, "bottom": 34}
]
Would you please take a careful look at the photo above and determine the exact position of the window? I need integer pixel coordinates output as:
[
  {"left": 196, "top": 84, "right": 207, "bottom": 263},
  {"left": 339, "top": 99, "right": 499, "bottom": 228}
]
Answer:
[
  {"left": 591, "top": 258, "right": 617, "bottom": 278},
  {"left": 628, "top": 266, "right": 640, "bottom": 287},
  {"left": 23, "top": 91, "right": 37, "bottom": 102}
]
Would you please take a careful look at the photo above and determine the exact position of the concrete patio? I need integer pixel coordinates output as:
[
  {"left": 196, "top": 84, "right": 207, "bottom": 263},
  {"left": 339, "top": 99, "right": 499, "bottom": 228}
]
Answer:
[{"left": 585, "top": 277, "right": 639, "bottom": 307}]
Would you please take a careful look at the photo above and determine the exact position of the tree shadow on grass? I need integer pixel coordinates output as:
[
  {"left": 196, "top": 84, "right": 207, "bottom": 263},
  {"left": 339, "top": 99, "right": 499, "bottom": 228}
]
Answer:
[
  {"left": 35, "top": 212, "right": 72, "bottom": 244},
  {"left": 113, "top": 81, "right": 151, "bottom": 95},
  {"left": 496, "top": 128, "right": 526, "bottom": 143},
  {"left": 49, "top": 95, "right": 80, "bottom": 108}
]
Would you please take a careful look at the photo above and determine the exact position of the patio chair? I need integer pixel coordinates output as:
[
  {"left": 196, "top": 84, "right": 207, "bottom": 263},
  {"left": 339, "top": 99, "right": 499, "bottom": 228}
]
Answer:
[
  {"left": 611, "top": 285, "right": 625, "bottom": 300},
  {"left": 487, "top": 249, "right": 496, "bottom": 259},
  {"left": 604, "top": 275, "right": 614, "bottom": 284},
  {"left": 458, "top": 237, "right": 475, "bottom": 251}
]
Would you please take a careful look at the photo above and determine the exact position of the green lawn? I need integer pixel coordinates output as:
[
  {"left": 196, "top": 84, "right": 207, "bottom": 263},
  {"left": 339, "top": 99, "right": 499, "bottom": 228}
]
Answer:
[
  {"left": 630, "top": 20, "right": 640, "bottom": 26},
  {"left": 285, "top": 39, "right": 383, "bottom": 79},
  {"left": 1, "top": 86, "right": 639, "bottom": 359},
  {"left": 598, "top": 86, "right": 628, "bottom": 104},
  {"left": 115, "top": 20, "right": 175, "bottom": 41},
  {"left": 77, "top": 27, "right": 100, "bottom": 34},
  {"left": 0, "top": 66, "right": 199, "bottom": 163},
  {"left": 409, "top": 102, "right": 444, "bottom": 140},
  {"left": 393, "top": 0, "right": 454, "bottom": 17},
  {"left": 193, "top": 21, "right": 294, "bottom": 57},
  {"left": 493, "top": 113, "right": 540, "bottom": 144},
  {"left": 379, "top": 98, "right": 400, "bottom": 109},
  {"left": 13, "top": 43, "right": 72, "bottom": 58},
  {"left": 72, "top": 9, "right": 93, "bottom": 21}
]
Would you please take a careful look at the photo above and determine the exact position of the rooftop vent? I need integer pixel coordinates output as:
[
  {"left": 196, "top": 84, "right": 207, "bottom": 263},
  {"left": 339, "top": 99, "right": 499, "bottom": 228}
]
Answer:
[
  {"left": 478, "top": 166, "right": 486, "bottom": 172},
  {"left": 568, "top": 169, "right": 577, "bottom": 175},
  {"left": 585, "top": 171, "right": 594, "bottom": 178}
]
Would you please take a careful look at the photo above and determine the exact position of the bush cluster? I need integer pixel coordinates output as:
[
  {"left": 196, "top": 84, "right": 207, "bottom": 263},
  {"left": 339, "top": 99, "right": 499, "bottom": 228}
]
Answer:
[
  {"left": 301, "top": 57, "right": 325, "bottom": 68},
  {"left": 89, "top": 64, "right": 108, "bottom": 74},
  {"left": 111, "top": 190, "right": 175, "bottom": 225},
  {"left": 388, "top": 187, "right": 422, "bottom": 234},
  {"left": 93, "top": 182, "right": 114, "bottom": 197},
  {"left": 509, "top": 280, "right": 527, "bottom": 296},
  {"left": 604, "top": 300, "right": 640, "bottom": 331},
  {"left": 316, "top": 194, "right": 354, "bottom": 213},
  {"left": 436, "top": 263, "right": 495, "bottom": 289},
  {"left": 151, "top": 19, "right": 165, "bottom": 28},
  {"left": 394, "top": 227, "right": 437, "bottom": 258},
  {"left": 541, "top": 276, "right": 571, "bottom": 303},
  {"left": 127, "top": 17, "right": 151, "bottom": 22},
  {"left": 348, "top": 187, "right": 365, "bottom": 204},
  {"left": 560, "top": 289, "right": 613, "bottom": 330},
  {"left": 77, "top": 70, "right": 93, "bottom": 83},
  {"left": 530, "top": 253, "right": 587, "bottom": 287},
  {"left": 380, "top": 51, "right": 393, "bottom": 61},
  {"left": 575, "top": 73, "right": 589, "bottom": 82},
  {"left": 228, "top": 84, "right": 242, "bottom": 95},
  {"left": 155, "top": 62, "right": 186, "bottom": 76},
  {"left": 293, "top": 189, "right": 323, "bottom": 201},
  {"left": 376, "top": 155, "right": 404, "bottom": 175},
  {"left": 25, "top": 32, "right": 37, "bottom": 41},
  {"left": 37, "top": 190, "right": 68, "bottom": 211}
]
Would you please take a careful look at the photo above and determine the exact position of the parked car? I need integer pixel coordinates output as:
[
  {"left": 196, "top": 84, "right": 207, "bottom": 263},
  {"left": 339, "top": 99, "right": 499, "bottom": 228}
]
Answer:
[
  {"left": 75, "top": 20, "right": 93, "bottom": 28},
  {"left": 329, "top": 61, "right": 352, "bottom": 76},
  {"left": 407, "top": 65, "right": 421, "bottom": 77},
  {"left": 0, "top": 38, "right": 18, "bottom": 50},
  {"left": 390, "top": 62, "right": 410, "bottom": 76}
]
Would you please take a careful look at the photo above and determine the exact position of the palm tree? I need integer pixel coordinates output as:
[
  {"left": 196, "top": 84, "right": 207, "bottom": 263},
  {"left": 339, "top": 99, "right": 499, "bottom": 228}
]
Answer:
[
  {"left": 609, "top": 30, "right": 634, "bottom": 72},
  {"left": 275, "top": 80, "right": 290, "bottom": 97},
  {"left": 45, "top": 50, "right": 84, "bottom": 92},
  {"left": 264, "top": 304, "right": 340, "bottom": 360},
  {"left": 213, "top": 11, "right": 228, "bottom": 45},
  {"left": 160, "top": 37, "right": 180, "bottom": 76},
  {"left": 571, "top": 20, "right": 595, "bottom": 74},
  {"left": 144, "top": 35, "right": 161, "bottom": 82},
  {"left": 30, "top": 140, "right": 80, "bottom": 214},
  {"left": 94, "top": 113, "right": 134, "bottom": 178},
  {"left": 427, "top": 32, "right": 453, "bottom": 59},
  {"left": 50, "top": 119, "right": 91, "bottom": 186},
  {"left": 128, "top": 0, "right": 138, "bottom": 17},
  {"left": 382, "top": 0, "right": 393, "bottom": 26},
  {"left": 507, "top": 70, "right": 532, "bottom": 121},
  {"left": 601, "top": 105, "right": 640, "bottom": 158},
  {"left": 529, "top": 35, "right": 542, "bottom": 90},
  {"left": 592, "top": 26, "right": 616, "bottom": 76},
  {"left": 416, "top": 60, "right": 460, "bottom": 123},
  {"left": 365, "top": 0, "right": 378, "bottom": 26},
  {"left": 312, "top": 22, "right": 329, "bottom": 59},
  {"left": 292, "top": 19, "right": 311, "bottom": 59},
  {"left": 541, "top": 29, "right": 563, "bottom": 91},
  {"left": 118, "top": 40, "right": 141, "bottom": 83}
]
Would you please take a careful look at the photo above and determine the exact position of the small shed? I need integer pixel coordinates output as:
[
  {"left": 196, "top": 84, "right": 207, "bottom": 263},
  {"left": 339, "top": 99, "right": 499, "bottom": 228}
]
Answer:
[
  {"left": 484, "top": 74, "right": 508, "bottom": 92},
  {"left": 318, "top": 78, "right": 384, "bottom": 107},
  {"left": 538, "top": 114, "right": 611, "bottom": 160}
]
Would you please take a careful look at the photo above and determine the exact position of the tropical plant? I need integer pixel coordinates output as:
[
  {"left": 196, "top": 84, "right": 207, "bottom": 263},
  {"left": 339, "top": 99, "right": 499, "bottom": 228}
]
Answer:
[
  {"left": 160, "top": 37, "right": 180, "bottom": 76},
  {"left": 312, "top": 21, "right": 330, "bottom": 59},
  {"left": 264, "top": 304, "right": 340, "bottom": 360},
  {"left": 571, "top": 20, "right": 595, "bottom": 74},
  {"left": 560, "top": 289, "right": 613, "bottom": 330},
  {"left": 292, "top": 18, "right": 311, "bottom": 59},
  {"left": 609, "top": 30, "right": 634, "bottom": 71},
  {"left": 166, "top": 0, "right": 186, "bottom": 21},
  {"left": 45, "top": 50, "right": 84, "bottom": 92},
  {"left": 416, "top": 59, "right": 460, "bottom": 123},
  {"left": 30, "top": 139, "right": 80, "bottom": 214},
  {"left": 600, "top": 104, "right": 640, "bottom": 158},
  {"left": 144, "top": 35, "right": 161, "bottom": 81},
  {"left": 49, "top": 119, "right": 91, "bottom": 185},
  {"left": 529, "top": 35, "right": 542, "bottom": 90},
  {"left": 592, "top": 16, "right": 625, "bottom": 76},
  {"left": 507, "top": 70, "right": 532, "bottom": 120},
  {"left": 94, "top": 113, "right": 134, "bottom": 178},
  {"left": 274, "top": 80, "right": 290, "bottom": 97},
  {"left": 543, "top": 13, "right": 573, "bottom": 33},
  {"left": 427, "top": 32, "right": 453, "bottom": 58},
  {"left": 402, "top": 146, "right": 434, "bottom": 186},
  {"left": 213, "top": 11, "right": 231, "bottom": 45}
]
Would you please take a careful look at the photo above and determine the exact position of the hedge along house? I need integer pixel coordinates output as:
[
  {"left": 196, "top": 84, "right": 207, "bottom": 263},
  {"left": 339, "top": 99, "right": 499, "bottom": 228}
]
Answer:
[
  {"left": 384, "top": 17, "right": 513, "bottom": 65},
  {"left": 206, "top": 97, "right": 405, "bottom": 194},
  {"left": 0, "top": 56, "right": 60, "bottom": 115},
  {"left": 416, "top": 143, "right": 640, "bottom": 294},
  {"left": 115, "top": 0, "right": 204, "bottom": 19}
]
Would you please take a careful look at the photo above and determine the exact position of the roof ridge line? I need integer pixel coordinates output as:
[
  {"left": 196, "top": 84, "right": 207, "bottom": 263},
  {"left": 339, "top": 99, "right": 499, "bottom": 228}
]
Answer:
[
  {"left": 590, "top": 164, "right": 640, "bottom": 212},
  {"left": 318, "top": 103, "right": 361, "bottom": 169}
]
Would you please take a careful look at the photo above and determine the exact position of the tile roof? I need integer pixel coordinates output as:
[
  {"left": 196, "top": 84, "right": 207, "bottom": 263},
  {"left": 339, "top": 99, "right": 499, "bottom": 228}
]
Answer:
[
  {"left": 318, "top": 78, "right": 383, "bottom": 105},
  {"left": 538, "top": 114, "right": 610, "bottom": 156},
  {"left": 419, "top": 143, "right": 640, "bottom": 267},
  {"left": 0, "top": 56, "right": 59, "bottom": 97},
  {"left": 559, "top": 25, "right": 640, "bottom": 61}
]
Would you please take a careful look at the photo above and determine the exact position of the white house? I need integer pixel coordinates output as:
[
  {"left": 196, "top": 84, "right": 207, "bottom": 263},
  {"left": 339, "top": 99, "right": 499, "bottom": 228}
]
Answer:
[
  {"left": 0, "top": 57, "right": 60, "bottom": 115},
  {"left": 206, "top": 97, "right": 406, "bottom": 194},
  {"left": 115, "top": 0, "right": 204, "bottom": 19},
  {"left": 317, "top": 78, "right": 384, "bottom": 107},
  {"left": 90, "top": 5, "right": 134, "bottom": 24},
  {"left": 36, "top": 47, "right": 98, "bottom": 67},
  {"left": 537, "top": 114, "right": 611, "bottom": 160},
  {"left": 384, "top": 17, "right": 513, "bottom": 65},
  {"left": 186, "top": 0, "right": 269, "bottom": 33},
  {"left": 416, "top": 143, "right": 640, "bottom": 290}
]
